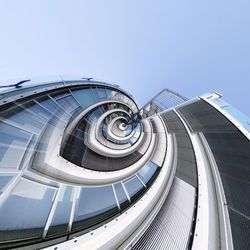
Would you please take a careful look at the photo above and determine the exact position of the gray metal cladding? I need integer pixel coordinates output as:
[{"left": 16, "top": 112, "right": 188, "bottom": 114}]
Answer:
[
  {"left": 177, "top": 99, "right": 250, "bottom": 250},
  {"left": 133, "top": 177, "right": 195, "bottom": 250},
  {"left": 229, "top": 209, "right": 250, "bottom": 250},
  {"left": 161, "top": 111, "right": 198, "bottom": 188},
  {"left": 176, "top": 99, "right": 238, "bottom": 133}
]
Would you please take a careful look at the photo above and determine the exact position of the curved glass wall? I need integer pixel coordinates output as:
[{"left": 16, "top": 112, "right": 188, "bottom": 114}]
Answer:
[
  {"left": 0, "top": 80, "right": 161, "bottom": 249},
  {"left": 2, "top": 79, "right": 248, "bottom": 250}
]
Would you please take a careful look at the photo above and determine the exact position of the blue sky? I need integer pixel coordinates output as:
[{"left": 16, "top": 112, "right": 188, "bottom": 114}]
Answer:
[{"left": 0, "top": 0, "right": 250, "bottom": 115}]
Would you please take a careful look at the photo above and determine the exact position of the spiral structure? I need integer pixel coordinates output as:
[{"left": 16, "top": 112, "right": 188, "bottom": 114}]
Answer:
[{"left": 0, "top": 78, "right": 249, "bottom": 250}]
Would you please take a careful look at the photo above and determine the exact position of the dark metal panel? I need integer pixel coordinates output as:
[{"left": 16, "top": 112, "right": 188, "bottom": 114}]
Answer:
[
  {"left": 177, "top": 99, "right": 250, "bottom": 250},
  {"left": 161, "top": 111, "right": 198, "bottom": 188}
]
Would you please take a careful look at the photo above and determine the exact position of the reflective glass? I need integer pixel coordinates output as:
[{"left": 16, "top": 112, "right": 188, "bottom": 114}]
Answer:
[
  {"left": 0, "top": 122, "right": 31, "bottom": 169},
  {"left": 130, "top": 137, "right": 137, "bottom": 144},
  {"left": 55, "top": 95, "right": 80, "bottom": 114},
  {"left": 26, "top": 101, "right": 52, "bottom": 120},
  {"left": 52, "top": 92, "right": 70, "bottom": 100},
  {"left": 138, "top": 161, "right": 159, "bottom": 186},
  {"left": 85, "top": 107, "right": 104, "bottom": 124},
  {"left": 0, "top": 104, "right": 47, "bottom": 134},
  {"left": 105, "top": 89, "right": 117, "bottom": 99},
  {"left": 0, "top": 175, "right": 14, "bottom": 194},
  {"left": 123, "top": 176, "right": 145, "bottom": 202},
  {"left": 0, "top": 178, "right": 56, "bottom": 241},
  {"left": 71, "top": 88, "right": 96, "bottom": 108},
  {"left": 114, "top": 183, "right": 129, "bottom": 209},
  {"left": 96, "top": 88, "right": 107, "bottom": 101},
  {"left": 91, "top": 87, "right": 99, "bottom": 102},
  {"left": 47, "top": 186, "right": 74, "bottom": 236},
  {"left": 72, "top": 185, "right": 118, "bottom": 231},
  {"left": 37, "top": 96, "right": 60, "bottom": 113}
]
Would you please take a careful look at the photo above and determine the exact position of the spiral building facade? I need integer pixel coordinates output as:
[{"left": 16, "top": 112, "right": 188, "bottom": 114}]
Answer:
[{"left": 0, "top": 77, "right": 249, "bottom": 249}]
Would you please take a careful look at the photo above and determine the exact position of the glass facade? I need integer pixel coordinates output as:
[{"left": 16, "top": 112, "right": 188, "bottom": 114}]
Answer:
[
  {"left": 0, "top": 78, "right": 249, "bottom": 250},
  {"left": 0, "top": 178, "right": 56, "bottom": 241},
  {"left": 0, "top": 80, "right": 161, "bottom": 249}
]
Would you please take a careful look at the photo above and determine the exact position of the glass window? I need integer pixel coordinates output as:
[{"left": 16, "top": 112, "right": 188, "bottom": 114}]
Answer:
[
  {"left": 138, "top": 161, "right": 159, "bottom": 186},
  {"left": 37, "top": 96, "right": 59, "bottom": 113},
  {"left": 135, "top": 123, "right": 141, "bottom": 132},
  {"left": 105, "top": 89, "right": 117, "bottom": 99},
  {"left": 91, "top": 87, "right": 99, "bottom": 102},
  {"left": 130, "top": 137, "right": 137, "bottom": 144},
  {"left": 114, "top": 183, "right": 129, "bottom": 209},
  {"left": 53, "top": 92, "right": 70, "bottom": 100},
  {"left": 96, "top": 88, "right": 107, "bottom": 101},
  {"left": 85, "top": 107, "right": 104, "bottom": 124},
  {"left": 123, "top": 176, "right": 145, "bottom": 202},
  {"left": 0, "top": 178, "right": 56, "bottom": 242},
  {"left": 72, "top": 185, "right": 118, "bottom": 231},
  {"left": 0, "top": 123, "right": 31, "bottom": 169},
  {"left": 71, "top": 88, "right": 96, "bottom": 108},
  {"left": 0, "top": 175, "right": 14, "bottom": 194},
  {"left": 56, "top": 95, "right": 80, "bottom": 113},
  {"left": 25, "top": 101, "right": 52, "bottom": 120},
  {"left": 0, "top": 105, "right": 46, "bottom": 134},
  {"left": 37, "top": 96, "right": 73, "bottom": 123},
  {"left": 47, "top": 186, "right": 74, "bottom": 237}
]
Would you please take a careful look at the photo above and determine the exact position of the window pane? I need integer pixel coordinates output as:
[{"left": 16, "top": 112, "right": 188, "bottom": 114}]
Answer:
[
  {"left": 138, "top": 161, "right": 159, "bottom": 186},
  {"left": 0, "top": 105, "right": 46, "bottom": 134},
  {"left": 27, "top": 101, "right": 52, "bottom": 120},
  {"left": 0, "top": 123, "right": 31, "bottom": 169},
  {"left": 96, "top": 88, "right": 107, "bottom": 101},
  {"left": 0, "top": 178, "right": 56, "bottom": 242},
  {"left": 72, "top": 186, "right": 118, "bottom": 231},
  {"left": 114, "top": 183, "right": 129, "bottom": 209},
  {"left": 47, "top": 186, "right": 74, "bottom": 237},
  {"left": 106, "top": 89, "right": 117, "bottom": 99},
  {"left": 37, "top": 96, "right": 59, "bottom": 113},
  {"left": 56, "top": 95, "right": 80, "bottom": 114},
  {"left": 71, "top": 88, "right": 96, "bottom": 108},
  {"left": 0, "top": 175, "right": 14, "bottom": 194},
  {"left": 123, "top": 176, "right": 145, "bottom": 202}
]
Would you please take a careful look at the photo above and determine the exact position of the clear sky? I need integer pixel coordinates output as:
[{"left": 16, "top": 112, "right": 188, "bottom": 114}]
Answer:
[{"left": 0, "top": 0, "right": 250, "bottom": 115}]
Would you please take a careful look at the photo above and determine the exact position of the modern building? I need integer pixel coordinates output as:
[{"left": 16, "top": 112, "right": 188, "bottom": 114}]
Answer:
[{"left": 0, "top": 76, "right": 249, "bottom": 250}]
